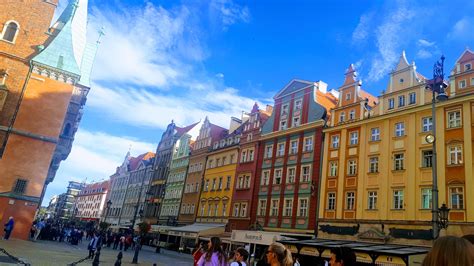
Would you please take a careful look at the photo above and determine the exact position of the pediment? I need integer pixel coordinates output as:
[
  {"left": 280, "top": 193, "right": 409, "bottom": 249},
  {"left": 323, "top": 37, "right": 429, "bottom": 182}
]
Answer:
[{"left": 274, "top": 79, "right": 314, "bottom": 99}]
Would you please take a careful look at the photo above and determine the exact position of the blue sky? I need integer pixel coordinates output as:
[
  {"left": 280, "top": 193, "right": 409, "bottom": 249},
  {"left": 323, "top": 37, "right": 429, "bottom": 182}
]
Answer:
[{"left": 43, "top": 0, "right": 474, "bottom": 205}]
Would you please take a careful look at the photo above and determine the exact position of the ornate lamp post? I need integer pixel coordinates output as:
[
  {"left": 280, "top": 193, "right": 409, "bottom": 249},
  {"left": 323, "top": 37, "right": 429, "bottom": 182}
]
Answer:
[
  {"left": 425, "top": 55, "right": 449, "bottom": 239},
  {"left": 105, "top": 199, "right": 112, "bottom": 223}
]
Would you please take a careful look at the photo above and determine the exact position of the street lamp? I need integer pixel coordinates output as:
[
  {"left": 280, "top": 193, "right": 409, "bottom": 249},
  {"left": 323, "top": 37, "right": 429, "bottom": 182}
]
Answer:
[
  {"left": 105, "top": 199, "right": 112, "bottom": 223},
  {"left": 425, "top": 55, "right": 449, "bottom": 239}
]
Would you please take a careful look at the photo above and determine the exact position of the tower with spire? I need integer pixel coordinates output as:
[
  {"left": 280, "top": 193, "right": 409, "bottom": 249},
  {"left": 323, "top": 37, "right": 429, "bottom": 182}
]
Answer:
[{"left": 0, "top": 0, "right": 100, "bottom": 239}]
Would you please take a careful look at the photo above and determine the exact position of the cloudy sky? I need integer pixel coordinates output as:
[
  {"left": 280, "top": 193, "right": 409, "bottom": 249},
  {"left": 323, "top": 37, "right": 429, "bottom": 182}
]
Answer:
[{"left": 43, "top": 0, "right": 474, "bottom": 205}]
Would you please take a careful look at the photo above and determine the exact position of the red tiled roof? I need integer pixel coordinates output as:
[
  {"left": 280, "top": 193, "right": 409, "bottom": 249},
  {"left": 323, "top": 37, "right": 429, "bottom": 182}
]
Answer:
[
  {"left": 358, "top": 89, "right": 378, "bottom": 107},
  {"left": 210, "top": 123, "right": 228, "bottom": 142},
  {"left": 129, "top": 152, "right": 155, "bottom": 171},
  {"left": 315, "top": 90, "right": 338, "bottom": 112}
]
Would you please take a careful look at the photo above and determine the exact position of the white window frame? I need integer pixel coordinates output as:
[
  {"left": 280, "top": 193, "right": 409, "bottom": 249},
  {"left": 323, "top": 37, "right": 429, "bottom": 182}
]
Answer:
[
  {"left": 233, "top": 203, "right": 240, "bottom": 217},
  {"left": 409, "top": 92, "right": 416, "bottom": 104},
  {"left": 393, "top": 190, "right": 404, "bottom": 209},
  {"left": 450, "top": 187, "right": 464, "bottom": 209},
  {"left": 327, "top": 192, "right": 336, "bottom": 210},
  {"left": 394, "top": 153, "right": 405, "bottom": 170},
  {"left": 448, "top": 145, "right": 463, "bottom": 165},
  {"left": 349, "top": 109, "right": 355, "bottom": 120},
  {"left": 294, "top": 99, "right": 303, "bottom": 110},
  {"left": 279, "top": 120, "right": 287, "bottom": 130},
  {"left": 339, "top": 112, "right": 345, "bottom": 123},
  {"left": 398, "top": 95, "right": 405, "bottom": 107},
  {"left": 300, "top": 165, "right": 311, "bottom": 182},
  {"left": 265, "top": 145, "right": 273, "bottom": 158},
  {"left": 422, "top": 117, "right": 432, "bottom": 132},
  {"left": 292, "top": 116, "right": 300, "bottom": 127},
  {"left": 346, "top": 192, "right": 355, "bottom": 210},
  {"left": 284, "top": 198, "right": 293, "bottom": 217},
  {"left": 303, "top": 136, "right": 313, "bottom": 152},
  {"left": 258, "top": 199, "right": 267, "bottom": 216},
  {"left": 348, "top": 160, "right": 357, "bottom": 176},
  {"left": 459, "top": 80, "right": 467, "bottom": 89},
  {"left": 271, "top": 199, "right": 279, "bottom": 216},
  {"left": 349, "top": 131, "right": 358, "bottom": 145},
  {"left": 331, "top": 135, "right": 340, "bottom": 149},
  {"left": 261, "top": 170, "right": 270, "bottom": 186},
  {"left": 370, "top": 128, "right": 380, "bottom": 141},
  {"left": 369, "top": 157, "right": 379, "bottom": 173},
  {"left": 421, "top": 188, "right": 432, "bottom": 209},
  {"left": 273, "top": 169, "right": 283, "bottom": 185},
  {"left": 298, "top": 198, "right": 308, "bottom": 217},
  {"left": 277, "top": 142, "right": 285, "bottom": 157},
  {"left": 346, "top": 92, "right": 351, "bottom": 101},
  {"left": 329, "top": 161, "right": 338, "bottom": 177},
  {"left": 289, "top": 139, "right": 298, "bottom": 154},
  {"left": 240, "top": 202, "right": 247, "bottom": 217},
  {"left": 422, "top": 150, "right": 433, "bottom": 168},
  {"left": 447, "top": 110, "right": 462, "bottom": 128},
  {"left": 368, "top": 191, "right": 377, "bottom": 210},
  {"left": 1, "top": 20, "right": 20, "bottom": 43},
  {"left": 388, "top": 98, "right": 395, "bottom": 109},
  {"left": 287, "top": 167, "right": 296, "bottom": 184},
  {"left": 395, "top": 122, "right": 405, "bottom": 137}
]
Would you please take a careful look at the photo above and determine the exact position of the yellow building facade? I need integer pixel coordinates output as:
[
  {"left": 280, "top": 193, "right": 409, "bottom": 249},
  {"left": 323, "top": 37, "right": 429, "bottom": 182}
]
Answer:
[
  {"left": 319, "top": 51, "right": 474, "bottom": 246},
  {"left": 196, "top": 132, "right": 240, "bottom": 225}
]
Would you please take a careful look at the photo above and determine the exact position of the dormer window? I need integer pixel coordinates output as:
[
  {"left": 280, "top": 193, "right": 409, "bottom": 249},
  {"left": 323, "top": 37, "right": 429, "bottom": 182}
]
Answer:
[
  {"left": 465, "top": 63, "right": 472, "bottom": 71},
  {"left": 1, "top": 21, "right": 19, "bottom": 43},
  {"left": 399, "top": 78, "right": 404, "bottom": 83}
]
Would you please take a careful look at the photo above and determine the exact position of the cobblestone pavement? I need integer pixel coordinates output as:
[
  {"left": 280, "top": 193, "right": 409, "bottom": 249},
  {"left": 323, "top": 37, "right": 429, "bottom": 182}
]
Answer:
[{"left": 0, "top": 238, "right": 192, "bottom": 266}]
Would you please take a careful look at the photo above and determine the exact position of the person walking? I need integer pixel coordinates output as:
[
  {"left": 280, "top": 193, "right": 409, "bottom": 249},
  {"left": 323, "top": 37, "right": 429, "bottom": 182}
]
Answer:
[
  {"left": 230, "top": 247, "right": 249, "bottom": 266},
  {"left": 33, "top": 219, "right": 45, "bottom": 241},
  {"left": 88, "top": 232, "right": 99, "bottom": 259},
  {"left": 3, "top": 217, "right": 14, "bottom": 240},
  {"left": 197, "top": 237, "right": 227, "bottom": 266},
  {"left": 265, "top": 242, "right": 293, "bottom": 266}
]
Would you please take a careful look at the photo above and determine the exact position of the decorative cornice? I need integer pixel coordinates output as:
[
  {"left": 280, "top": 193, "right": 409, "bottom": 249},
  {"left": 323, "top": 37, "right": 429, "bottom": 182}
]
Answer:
[
  {"left": 31, "top": 62, "right": 79, "bottom": 84},
  {"left": 261, "top": 120, "right": 325, "bottom": 140},
  {"left": 0, "top": 192, "right": 41, "bottom": 203}
]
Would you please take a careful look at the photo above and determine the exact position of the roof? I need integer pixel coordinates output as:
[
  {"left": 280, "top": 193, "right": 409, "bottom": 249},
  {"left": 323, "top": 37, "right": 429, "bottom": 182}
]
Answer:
[
  {"left": 175, "top": 121, "right": 200, "bottom": 136},
  {"left": 128, "top": 152, "right": 155, "bottom": 171},
  {"left": 168, "top": 223, "right": 225, "bottom": 234},
  {"left": 358, "top": 89, "right": 378, "bottom": 107},
  {"left": 316, "top": 89, "right": 338, "bottom": 112},
  {"left": 79, "top": 180, "right": 109, "bottom": 196},
  {"left": 454, "top": 48, "right": 474, "bottom": 64},
  {"left": 209, "top": 123, "right": 228, "bottom": 141}
]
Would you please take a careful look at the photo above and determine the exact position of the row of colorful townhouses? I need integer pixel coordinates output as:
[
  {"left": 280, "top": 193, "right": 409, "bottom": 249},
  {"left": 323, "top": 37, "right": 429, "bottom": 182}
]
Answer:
[{"left": 101, "top": 49, "right": 474, "bottom": 260}]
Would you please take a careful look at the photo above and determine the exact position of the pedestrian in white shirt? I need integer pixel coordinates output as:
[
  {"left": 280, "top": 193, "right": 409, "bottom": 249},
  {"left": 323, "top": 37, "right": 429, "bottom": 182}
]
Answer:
[{"left": 230, "top": 247, "right": 249, "bottom": 266}]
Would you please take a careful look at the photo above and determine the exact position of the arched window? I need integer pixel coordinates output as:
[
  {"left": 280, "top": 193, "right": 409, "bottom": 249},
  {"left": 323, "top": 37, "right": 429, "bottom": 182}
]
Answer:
[{"left": 2, "top": 21, "right": 19, "bottom": 43}]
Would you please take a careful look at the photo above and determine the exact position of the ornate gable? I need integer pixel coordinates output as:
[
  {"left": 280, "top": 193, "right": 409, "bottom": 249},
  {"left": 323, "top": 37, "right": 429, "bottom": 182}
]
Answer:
[
  {"left": 387, "top": 51, "right": 424, "bottom": 93},
  {"left": 273, "top": 79, "right": 313, "bottom": 100}
]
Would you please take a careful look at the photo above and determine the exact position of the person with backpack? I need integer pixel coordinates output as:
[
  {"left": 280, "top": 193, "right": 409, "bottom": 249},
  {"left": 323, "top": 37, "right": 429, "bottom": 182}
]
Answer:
[{"left": 230, "top": 247, "right": 249, "bottom": 266}]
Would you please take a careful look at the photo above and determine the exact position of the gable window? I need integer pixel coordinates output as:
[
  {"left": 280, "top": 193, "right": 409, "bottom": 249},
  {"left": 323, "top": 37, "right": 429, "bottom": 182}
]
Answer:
[
  {"left": 346, "top": 92, "right": 351, "bottom": 101},
  {"left": 348, "top": 160, "right": 357, "bottom": 176},
  {"left": 394, "top": 153, "right": 405, "bottom": 170},
  {"left": 447, "top": 110, "right": 461, "bottom": 128},
  {"left": 284, "top": 199, "right": 293, "bottom": 216},
  {"left": 395, "top": 122, "right": 405, "bottom": 137},
  {"left": 339, "top": 112, "right": 346, "bottom": 123},
  {"left": 301, "top": 165, "right": 311, "bottom": 182},
  {"left": 327, "top": 192, "right": 336, "bottom": 210},
  {"left": 349, "top": 110, "right": 355, "bottom": 120},
  {"left": 398, "top": 95, "right": 405, "bottom": 107},
  {"left": 409, "top": 92, "right": 416, "bottom": 104},
  {"left": 287, "top": 167, "right": 296, "bottom": 184},
  {"left": 450, "top": 187, "right": 464, "bottom": 209},
  {"left": 277, "top": 142, "right": 285, "bottom": 156},
  {"left": 421, "top": 188, "right": 432, "bottom": 209},
  {"left": 422, "top": 150, "right": 433, "bottom": 168},
  {"left": 465, "top": 63, "right": 472, "bottom": 71},
  {"left": 388, "top": 98, "right": 395, "bottom": 109},
  {"left": 273, "top": 169, "right": 282, "bottom": 185},
  {"left": 346, "top": 192, "right": 355, "bottom": 210},
  {"left": 370, "top": 128, "right": 380, "bottom": 141},
  {"left": 289, "top": 139, "right": 298, "bottom": 154},
  {"left": 2, "top": 21, "right": 19, "bottom": 43},
  {"left": 368, "top": 191, "right": 377, "bottom": 210},
  {"left": 13, "top": 179, "right": 27, "bottom": 194},
  {"left": 329, "top": 161, "right": 338, "bottom": 177},
  {"left": 349, "top": 131, "right": 358, "bottom": 145},
  {"left": 331, "top": 135, "right": 340, "bottom": 149},
  {"left": 422, "top": 117, "right": 432, "bottom": 132},
  {"left": 448, "top": 145, "right": 463, "bottom": 165},
  {"left": 303, "top": 136, "right": 313, "bottom": 152},
  {"left": 369, "top": 157, "right": 379, "bottom": 173},
  {"left": 393, "top": 190, "right": 404, "bottom": 209}
]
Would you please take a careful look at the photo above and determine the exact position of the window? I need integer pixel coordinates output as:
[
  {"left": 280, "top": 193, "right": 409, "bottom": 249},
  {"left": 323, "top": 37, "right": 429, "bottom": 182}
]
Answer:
[
  {"left": 301, "top": 165, "right": 311, "bottom": 182},
  {"left": 233, "top": 204, "right": 240, "bottom": 217},
  {"left": 421, "top": 188, "right": 432, "bottom": 209},
  {"left": 370, "top": 128, "right": 380, "bottom": 141},
  {"left": 258, "top": 199, "right": 267, "bottom": 216},
  {"left": 287, "top": 167, "right": 296, "bottom": 184},
  {"left": 448, "top": 145, "right": 463, "bottom": 165},
  {"left": 471, "top": 77, "right": 474, "bottom": 87},
  {"left": 2, "top": 21, "right": 19, "bottom": 42},
  {"left": 339, "top": 112, "right": 345, "bottom": 123},
  {"left": 346, "top": 92, "right": 351, "bottom": 100},
  {"left": 450, "top": 187, "right": 464, "bottom": 209},
  {"left": 327, "top": 193, "right": 336, "bottom": 210},
  {"left": 204, "top": 180, "right": 209, "bottom": 191},
  {"left": 279, "top": 120, "right": 287, "bottom": 130},
  {"left": 277, "top": 143, "right": 285, "bottom": 156},
  {"left": 261, "top": 170, "right": 270, "bottom": 186},
  {"left": 298, "top": 198, "right": 308, "bottom": 217},
  {"left": 349, "top": 131, "right": 358, "bottom": 145},
  {"left": 265, "top": 145, "right": 273, "bottom": 158},
  {"left": 369, "top": 157, "right": 379, "bottom": 173},
  {"left": 212, "top": 178, "right": 216, "bottom": 190},
  {"left": 465, "top": 63, "right": 472, "bottom": 71},
  {"left": 271, "top": 199, "right": 279, "bottom": 216},
  {"left": 346, "top": 192, "right": 355, "bottom": 210},
  {"left": 281, "top": 104, "right": 289, "bottom": 115},
  {"left": 422, "top": 150, "right": 433, "bottom": 168},
  {"left": 398, "top": 95, "right": 405, "bottom": 107},
  {"left": 218, "top": 177, "right": 223, "bottom": 190},
  {"left": 329, "top": 161, "right": 338, "bottom": 177},
  {"left": 222, "top": 203, "right": 227, "bottom": 216},
  {"left": 393, "top": 190, "right": 404, "bottom": 209},
  {"left": 422, "top": 117, "right": 432, "bottom": 132},
  {"left": 290, "top": 140, "right": 298, "bottom": 154},
  {"left": 459, "top": 80, "right": 467, "bottom": 89},
  {"left": 395, "top": 122, "right": 405, "bottom": 137},
  {"left": 208, "top": 203, "right": 212, "bottom": 216},
  {"left": 388, "top": 98, "right": 395, "bottom": 109},
  {"left": 348, "top": 160, "right": 357, "bottom": 175},
  {"left": 240, "top": 203, "right": 247, "bottom": 217},
  {"left": 368, "top": 191, "right": 377, "bottom": 210},
  {"left": 273, "top": 169, "right": 282, "bottom": 185},
  {"left": 409, "top": 92, "right": 416, "bottom": 104},
  {"left": 294, "top": 99, "right": 303, "bottom": 110},
  {"left": 248, "top": 150, "right": 254, "bottom": 161},
  {"left": 226, "top": 176, "right": 231, "bottom": 189},
  {"left": 349, "top": 110, "right": 355, "bottom": 120},
  {"left": 214, "top": 203, "right": 219, "bottom": 216},
  {"left": 284, "top": 199, "right": 293, "bottom": 216},
  {"left": 303, "top": 137, "right": 313, "bottom": 152},
  {"left": 394, "top": 153, "right": 405, "bottom": 170},
  {"left": 244, "top": 175, "right": 250, "bottom": 188},
  {"left": 12, "top": 179, "right": 27, "bottom": 194},
  {"left": 240, "top": 151, "right": 247, "bottom": 163},
  {"left": 292, "top": 116, "right": 300, "bottom": 127},
  {"left": 191, "top": 204, "right": 195, "bottom": 214},
  {"left": 331, "top": 135, "right": 340, "bottom": 149},
  {"left": 447, "top": 110, "right": 461, "bottom": 128}
]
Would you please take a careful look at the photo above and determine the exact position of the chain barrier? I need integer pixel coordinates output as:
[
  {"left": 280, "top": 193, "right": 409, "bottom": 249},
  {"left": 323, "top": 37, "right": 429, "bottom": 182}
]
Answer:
[
  {"left": 67, "top": 255, "right": 91, "bottom": 266},
  {"left": 0, "top": 247, "right": 31, "bottom": 266}
]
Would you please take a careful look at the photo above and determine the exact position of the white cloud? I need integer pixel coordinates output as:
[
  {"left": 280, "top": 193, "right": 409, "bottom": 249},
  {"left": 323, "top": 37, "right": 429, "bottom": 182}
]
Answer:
[
  {"left": 367, "top": 5, "right": 416, "bottom": 82},
  {"left": 416, "top": 49, "right": 433, "bottom": 59},
  {"left": 210, "top": 0, "right": 250, "bottom": 30},
  {"left": 44, "top": 130, "right": 156, "bottom": 203},
  {"left": 415, "top": 39, "right": 439, "bottom": 60},
  {"left": 448, "top": 17, "right": 474, "bottom": 41},
  {"left": 216, "top": 73, "right": 225, "bottom": 78},
  {"left": 417, "top": 39, "right": 435, "bottom": 47},
  {"left": 352, "top": 13, "right": 373, "bottom": 45}
]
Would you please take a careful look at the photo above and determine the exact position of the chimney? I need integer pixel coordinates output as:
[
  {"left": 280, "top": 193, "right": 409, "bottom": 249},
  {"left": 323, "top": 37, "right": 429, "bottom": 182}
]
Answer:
[{"left": 316, "top": 81, "right": 328, "bottom": 93}]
